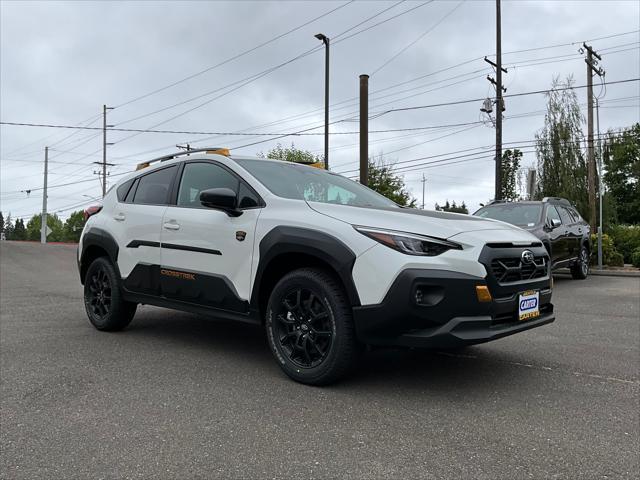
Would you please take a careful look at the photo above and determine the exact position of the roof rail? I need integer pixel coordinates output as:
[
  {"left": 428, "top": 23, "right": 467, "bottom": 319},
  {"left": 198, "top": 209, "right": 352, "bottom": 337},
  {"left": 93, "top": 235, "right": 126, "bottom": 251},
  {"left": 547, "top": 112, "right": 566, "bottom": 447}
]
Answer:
[
  {"left": 135, "top": 147, "right": 230, "bottom": 170},
  {"left": 542, "top": 196, "right": 571, "bottom": 205}
]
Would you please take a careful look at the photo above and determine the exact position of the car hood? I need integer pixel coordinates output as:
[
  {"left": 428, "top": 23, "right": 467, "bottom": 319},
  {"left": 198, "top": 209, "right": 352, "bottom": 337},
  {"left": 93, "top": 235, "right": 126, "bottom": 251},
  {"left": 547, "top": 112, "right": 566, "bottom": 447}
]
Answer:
[{"left": 307, "top": 202, "right": 529, "bottom": 240}]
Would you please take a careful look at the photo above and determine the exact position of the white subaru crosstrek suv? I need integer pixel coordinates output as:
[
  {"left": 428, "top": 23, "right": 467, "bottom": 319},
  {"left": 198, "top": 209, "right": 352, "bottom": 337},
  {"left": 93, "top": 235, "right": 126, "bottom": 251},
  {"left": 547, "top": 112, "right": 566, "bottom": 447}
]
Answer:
[{"left": 78, "top": 148, "right": 555, "bottom": 385}]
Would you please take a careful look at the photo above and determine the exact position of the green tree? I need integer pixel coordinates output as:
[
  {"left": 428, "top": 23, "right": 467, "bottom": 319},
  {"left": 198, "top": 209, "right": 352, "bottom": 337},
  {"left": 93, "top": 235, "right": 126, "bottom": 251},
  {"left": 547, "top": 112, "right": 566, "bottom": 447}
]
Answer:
[
  {"left": 535, "top": 75, "right": 589, "bottom": 218},
  {"left": 13, "top": 218, "right": 27, "bottom": 240},
  {"left": 435, "top": 200, "right": 468, "bottom": 214},
  {"left": 603, "top": 123, "right": 640, "bottom": 224},
  {"left": 258, "top": 143, "right": 324, "bottom": 166},
  {"left": 500, "top": 149, "right": 522, "bottom": 201},
  {"left": 25, "top": 214, "right": 64, "bottom": 242},
  {"left": 367, "top": 155, "right": 417, "bottom": 207},
  {"left": 0, "top": 212, "right": 4, "bottom": 235},
  {"left": 62, "top": 210, "right": 85, "bottom": 242},
  {"left": 4, "top": 213, "right": 14, "bottom": 240}
]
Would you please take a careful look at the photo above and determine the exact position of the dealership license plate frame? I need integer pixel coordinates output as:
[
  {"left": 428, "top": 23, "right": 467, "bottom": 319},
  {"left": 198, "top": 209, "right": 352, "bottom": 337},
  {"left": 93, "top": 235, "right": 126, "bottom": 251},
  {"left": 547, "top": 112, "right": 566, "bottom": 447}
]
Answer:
[{"left": 518, "top": 289, "right": 540, "bottom": 321}]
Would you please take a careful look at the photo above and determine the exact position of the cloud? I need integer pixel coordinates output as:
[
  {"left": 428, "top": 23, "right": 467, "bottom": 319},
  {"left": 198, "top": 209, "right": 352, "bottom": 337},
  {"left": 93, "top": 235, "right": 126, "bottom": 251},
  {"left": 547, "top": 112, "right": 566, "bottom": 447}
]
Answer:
[{"left": 1, "top": 0, "right": 638, "bottom": 219}]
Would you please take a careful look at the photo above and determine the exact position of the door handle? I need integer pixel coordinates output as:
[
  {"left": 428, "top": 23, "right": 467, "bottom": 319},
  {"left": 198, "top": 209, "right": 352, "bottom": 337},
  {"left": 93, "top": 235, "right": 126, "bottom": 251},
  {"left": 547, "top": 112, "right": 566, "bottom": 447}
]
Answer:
[
  {"left": 114, "top": 213, "right": 126, "bottom": 222},
  {"left": 163, "top": 222, "right": 180, "bottom": 231}
]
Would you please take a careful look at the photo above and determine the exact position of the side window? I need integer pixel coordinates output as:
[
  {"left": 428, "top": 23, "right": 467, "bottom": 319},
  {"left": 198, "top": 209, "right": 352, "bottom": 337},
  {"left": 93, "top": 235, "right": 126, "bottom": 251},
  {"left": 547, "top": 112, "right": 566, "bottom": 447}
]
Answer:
[
  {"left": 177, "top": 162, "right": 239, "bottom": 208},
  {"left": 124, "top": 178, "right": 139, "bottom": 203},
  {"left": 558, "top": 206, "right": 574, "bottom": 225},
  {"left": 546, "top": 205, "right": 562, "bottom": 225},
  {"left": 132, "top": 166, "right": 177, "bottom": 205},
  {"left": 117, "top": 178, "right": 135, "bottom": 202}
]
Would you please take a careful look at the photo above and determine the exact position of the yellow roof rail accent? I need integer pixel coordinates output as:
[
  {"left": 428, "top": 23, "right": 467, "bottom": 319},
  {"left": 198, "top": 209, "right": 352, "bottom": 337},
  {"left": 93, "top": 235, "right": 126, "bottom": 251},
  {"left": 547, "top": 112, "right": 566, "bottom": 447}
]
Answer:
[{"left": 206, "top": 148, "right": 230, "bottom": 156}]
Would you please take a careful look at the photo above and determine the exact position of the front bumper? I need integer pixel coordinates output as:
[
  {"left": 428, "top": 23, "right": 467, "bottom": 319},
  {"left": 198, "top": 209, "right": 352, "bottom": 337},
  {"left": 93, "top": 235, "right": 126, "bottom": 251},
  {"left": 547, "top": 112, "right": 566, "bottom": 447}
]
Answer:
[{"left": 352, "top": 267, "right": 554, "bottom": 348}]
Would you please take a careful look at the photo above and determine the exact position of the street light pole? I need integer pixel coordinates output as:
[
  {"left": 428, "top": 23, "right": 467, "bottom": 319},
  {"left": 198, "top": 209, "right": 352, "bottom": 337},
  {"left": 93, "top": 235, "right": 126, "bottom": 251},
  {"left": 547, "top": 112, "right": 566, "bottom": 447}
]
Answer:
[{"left": 315, "top": 33, "right": 330, "bottom": 170}]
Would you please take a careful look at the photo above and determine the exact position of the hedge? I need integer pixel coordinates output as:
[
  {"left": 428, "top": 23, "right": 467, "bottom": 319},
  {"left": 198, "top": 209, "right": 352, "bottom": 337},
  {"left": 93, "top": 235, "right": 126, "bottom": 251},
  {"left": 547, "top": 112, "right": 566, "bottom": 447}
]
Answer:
[{"left": 608, "top": 225, "right": 640, "bottom": 264}]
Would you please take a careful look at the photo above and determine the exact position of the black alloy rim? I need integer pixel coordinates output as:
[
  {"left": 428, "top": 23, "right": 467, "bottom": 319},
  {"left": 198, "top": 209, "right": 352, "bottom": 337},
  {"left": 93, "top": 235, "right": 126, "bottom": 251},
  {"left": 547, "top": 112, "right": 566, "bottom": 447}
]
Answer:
[
  {"left": 275, "top": 288, "right": 333, "bottom": 368},
  {"left": 580, "top": 248, "right": 589, "bottom": 275},
  {"left": 87, "top": 267, "right": 111, "bottom": 318}
]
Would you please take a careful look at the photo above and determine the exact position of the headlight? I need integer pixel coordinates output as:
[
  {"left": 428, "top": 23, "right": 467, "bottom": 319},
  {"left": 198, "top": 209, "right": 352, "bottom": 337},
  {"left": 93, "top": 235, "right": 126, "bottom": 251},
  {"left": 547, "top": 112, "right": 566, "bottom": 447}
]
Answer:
[{"left": 354, "top": 226, "right": 462, "bottom": 256}]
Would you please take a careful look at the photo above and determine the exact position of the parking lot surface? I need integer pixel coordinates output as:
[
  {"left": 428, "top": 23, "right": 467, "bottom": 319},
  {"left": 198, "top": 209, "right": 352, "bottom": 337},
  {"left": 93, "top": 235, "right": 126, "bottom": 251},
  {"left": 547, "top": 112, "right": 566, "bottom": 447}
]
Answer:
[{"left": 1, "top": 241, "right": 638, "bottom": 479}]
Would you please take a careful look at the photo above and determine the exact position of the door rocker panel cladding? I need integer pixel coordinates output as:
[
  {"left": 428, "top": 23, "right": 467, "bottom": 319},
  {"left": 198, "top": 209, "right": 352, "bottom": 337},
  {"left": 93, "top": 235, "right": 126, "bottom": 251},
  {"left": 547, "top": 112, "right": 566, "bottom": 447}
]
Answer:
[{"left": 123, "top": 263, "right": 249, "bottom": 314}]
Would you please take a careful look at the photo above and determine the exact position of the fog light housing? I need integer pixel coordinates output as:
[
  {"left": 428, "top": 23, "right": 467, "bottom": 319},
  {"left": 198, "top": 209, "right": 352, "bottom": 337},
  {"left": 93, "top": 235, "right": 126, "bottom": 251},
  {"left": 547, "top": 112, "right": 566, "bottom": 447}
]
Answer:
[{"left": 476, "top": 285, "right": 492, "bottom": 303}]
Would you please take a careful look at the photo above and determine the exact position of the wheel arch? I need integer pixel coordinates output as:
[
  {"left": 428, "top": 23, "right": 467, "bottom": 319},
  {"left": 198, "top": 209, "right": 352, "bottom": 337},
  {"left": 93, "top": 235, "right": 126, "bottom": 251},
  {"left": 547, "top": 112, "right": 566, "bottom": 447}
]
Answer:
[
  {"left": 79, "top": 228, "right": 120, "bottom": 284},
  {"left": 251, "top": 227, "right": 361, "bottom": 321}
]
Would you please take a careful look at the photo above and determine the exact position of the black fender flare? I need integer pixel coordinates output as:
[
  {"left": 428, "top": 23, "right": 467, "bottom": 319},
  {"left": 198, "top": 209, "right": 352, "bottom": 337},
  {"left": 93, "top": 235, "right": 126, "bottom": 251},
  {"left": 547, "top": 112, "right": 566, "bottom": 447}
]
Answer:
[
  {"left": 250, "top": 226, "right": 361, "bottom": 308},
  {"left": 79, "top": 227, "right": 120, "bottom": 283}
]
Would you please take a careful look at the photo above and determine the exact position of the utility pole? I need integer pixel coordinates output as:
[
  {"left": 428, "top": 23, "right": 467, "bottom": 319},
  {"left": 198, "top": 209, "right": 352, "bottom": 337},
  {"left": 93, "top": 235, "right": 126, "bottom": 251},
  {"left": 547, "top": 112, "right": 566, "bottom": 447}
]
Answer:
[
  {"left": 315, "top": 33, "right": 330, "bottom": 170},
  {"left": 359, "top": 74, "right": 369, "bottom": 186},
  {"left": 484, "top": 0, "right": 507, "bottom": 200},
  {"left": 40, "top": 146, "right": 48, "bottom": 244},
  {"left": 421, "top": 174, "right": 426, "bottom": 209},
  {"left": 583, "top": 43, "right": 604, "bottom": 232},
  {"left": 495, "top": 0, "right": 502, "bottom": 201},
  {"left": 596, "top": 96, "right": 603, "bottom": 269},
  {"left": 102, "top": 104, "right": 114, "bottom": 197}
]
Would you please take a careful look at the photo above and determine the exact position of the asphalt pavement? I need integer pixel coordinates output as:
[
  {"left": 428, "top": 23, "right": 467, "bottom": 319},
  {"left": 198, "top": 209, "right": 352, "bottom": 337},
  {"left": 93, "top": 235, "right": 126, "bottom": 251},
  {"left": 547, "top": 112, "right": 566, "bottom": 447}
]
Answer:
[{"left": 1, "top": 241, "right": 638, "bottom": 479}]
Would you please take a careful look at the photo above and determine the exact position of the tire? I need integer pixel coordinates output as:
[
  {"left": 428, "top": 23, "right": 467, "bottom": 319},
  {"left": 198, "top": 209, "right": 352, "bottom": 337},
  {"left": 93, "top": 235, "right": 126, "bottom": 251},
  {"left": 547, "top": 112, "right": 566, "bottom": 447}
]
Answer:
[
  {"left": 83, "top": 256, "right": 137, "bottom": 331},
  {"left": 571, "top": 245, "right": 589, "bottom": 280},
  {"left": 265, "top": 268, "right": 358, "bottom": 385}
]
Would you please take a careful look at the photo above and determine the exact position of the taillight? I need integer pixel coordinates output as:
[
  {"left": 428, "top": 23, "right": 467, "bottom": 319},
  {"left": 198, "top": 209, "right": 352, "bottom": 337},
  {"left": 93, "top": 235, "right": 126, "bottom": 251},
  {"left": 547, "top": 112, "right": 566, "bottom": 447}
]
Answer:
[{"left": 83, "top": 205, "right": 103, "bottom": 221}]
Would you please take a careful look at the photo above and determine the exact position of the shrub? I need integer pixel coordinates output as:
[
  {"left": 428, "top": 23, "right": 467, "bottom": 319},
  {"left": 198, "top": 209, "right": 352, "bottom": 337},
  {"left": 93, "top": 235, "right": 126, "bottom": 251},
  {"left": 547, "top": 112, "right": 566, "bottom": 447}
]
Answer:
[
  {"left": 632, "top": 248, "right": 640, "bottom": 269},
  {"left": 590, "top": 233, "right": 626, "bottom": 267},
  {"left": 609, "top": 224, "right": 640, "bottom": 263},
  {"left": 608, "top": 252, "right": 625, "bottom": 267}
]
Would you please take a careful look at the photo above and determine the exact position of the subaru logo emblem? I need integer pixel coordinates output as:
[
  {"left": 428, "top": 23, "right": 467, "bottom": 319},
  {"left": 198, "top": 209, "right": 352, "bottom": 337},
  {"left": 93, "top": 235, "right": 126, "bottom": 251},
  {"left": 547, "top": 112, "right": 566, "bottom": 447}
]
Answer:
[{"left": 521, "top": 250, "right": 535, "bottom": 264}]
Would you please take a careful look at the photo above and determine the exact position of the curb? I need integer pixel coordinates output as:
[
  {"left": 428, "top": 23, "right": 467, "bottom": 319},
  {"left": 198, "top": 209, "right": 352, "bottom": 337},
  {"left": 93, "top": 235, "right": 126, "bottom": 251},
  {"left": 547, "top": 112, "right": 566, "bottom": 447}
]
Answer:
[{"left": 589, "top": 269, "right": 640, "bottom": 278}]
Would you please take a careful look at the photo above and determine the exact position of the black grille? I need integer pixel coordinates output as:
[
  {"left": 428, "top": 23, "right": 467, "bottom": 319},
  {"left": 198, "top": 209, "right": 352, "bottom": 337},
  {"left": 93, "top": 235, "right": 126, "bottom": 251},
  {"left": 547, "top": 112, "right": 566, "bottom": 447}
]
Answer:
[{"left": 490, "top": 256, "right": 547, "bottom": 284}]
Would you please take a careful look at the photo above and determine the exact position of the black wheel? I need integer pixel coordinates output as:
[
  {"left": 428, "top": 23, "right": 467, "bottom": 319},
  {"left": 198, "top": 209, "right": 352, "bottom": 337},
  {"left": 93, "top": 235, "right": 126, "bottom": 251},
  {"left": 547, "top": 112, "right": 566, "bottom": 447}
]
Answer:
[
  {"left": 84, "top": 257, "right": 136, "bottom": 331},
  {"left": 265, "top": 268, "right": 358, "bottom": 385},
  {"left": 571, "top": 245, "right": 589, "bottom": 280}
]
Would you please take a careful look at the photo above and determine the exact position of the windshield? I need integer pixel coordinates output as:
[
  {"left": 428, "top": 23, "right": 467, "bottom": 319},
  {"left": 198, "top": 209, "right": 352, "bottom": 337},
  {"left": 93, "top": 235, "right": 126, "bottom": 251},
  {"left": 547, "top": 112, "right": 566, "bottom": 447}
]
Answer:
[
  {"left": 233, "top": 159, "right": 399, "bottom": 208},
  {"left": 474, "top": 203, "right": 543, "bottom": 227}
]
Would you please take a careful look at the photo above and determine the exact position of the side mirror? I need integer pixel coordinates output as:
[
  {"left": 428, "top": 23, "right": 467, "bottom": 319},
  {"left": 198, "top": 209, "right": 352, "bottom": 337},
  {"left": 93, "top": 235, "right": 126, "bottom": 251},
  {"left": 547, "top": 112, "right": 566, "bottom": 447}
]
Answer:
[
  {"left": 551, "top": 218, "right": 561, "bottom": 228},
  {"left": 200, "top": 188, "right": 242, "bottom": 217}
]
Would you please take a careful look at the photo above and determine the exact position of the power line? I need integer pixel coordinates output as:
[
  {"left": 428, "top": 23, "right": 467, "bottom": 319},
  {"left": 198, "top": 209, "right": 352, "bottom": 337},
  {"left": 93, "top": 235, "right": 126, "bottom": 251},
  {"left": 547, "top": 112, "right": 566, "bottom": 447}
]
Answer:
[
  {"left": 112, "top": 0, "right": 412, "bottom": 131},
  {"left": 377, "top": 77, "right": 640, "bottom": 116},
  {"left": 371, "top": 0, "right": 460, "bottom": 75},
  {"left": 6, "top": 78, "right": 637, "bottom": 140},
  {"left": 112, "top": 1, "right": 356, "bottom": 109}
]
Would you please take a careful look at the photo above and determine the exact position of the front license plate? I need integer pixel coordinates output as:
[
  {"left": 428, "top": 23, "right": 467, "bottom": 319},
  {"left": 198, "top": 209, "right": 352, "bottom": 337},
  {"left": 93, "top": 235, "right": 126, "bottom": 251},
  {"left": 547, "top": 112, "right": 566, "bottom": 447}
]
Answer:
[{"left": 518, "top": 290, "right": 540, "bottom": 321}]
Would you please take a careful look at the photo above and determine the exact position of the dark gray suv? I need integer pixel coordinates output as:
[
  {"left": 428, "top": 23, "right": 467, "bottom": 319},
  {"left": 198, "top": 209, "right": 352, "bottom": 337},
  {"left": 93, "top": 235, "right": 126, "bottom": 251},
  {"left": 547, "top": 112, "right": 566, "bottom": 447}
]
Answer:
[{"left": 474, "top": 197, "right": 591, "bottom": 280}]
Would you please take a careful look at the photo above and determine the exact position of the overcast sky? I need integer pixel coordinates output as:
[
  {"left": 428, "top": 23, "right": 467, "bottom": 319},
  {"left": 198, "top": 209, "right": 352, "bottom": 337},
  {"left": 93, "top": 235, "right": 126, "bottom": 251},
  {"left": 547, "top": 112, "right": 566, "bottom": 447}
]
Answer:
[{"left": 1, "top": 0, "right": 639, "bottom": 220}]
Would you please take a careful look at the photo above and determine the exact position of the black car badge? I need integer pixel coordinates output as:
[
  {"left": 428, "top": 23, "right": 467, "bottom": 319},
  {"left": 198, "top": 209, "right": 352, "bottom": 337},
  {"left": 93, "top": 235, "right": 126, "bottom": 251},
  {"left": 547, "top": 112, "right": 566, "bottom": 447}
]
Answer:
[{"left": 236, "top": 231, "right": 247, "bottom": 242}]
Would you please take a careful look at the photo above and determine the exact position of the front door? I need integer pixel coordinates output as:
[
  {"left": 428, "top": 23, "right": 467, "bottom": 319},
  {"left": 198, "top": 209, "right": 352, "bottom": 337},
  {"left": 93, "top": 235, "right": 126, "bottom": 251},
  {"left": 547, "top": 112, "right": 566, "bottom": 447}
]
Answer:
[{"left": 159, "top": 161, "right": 262, "bottom": 313}]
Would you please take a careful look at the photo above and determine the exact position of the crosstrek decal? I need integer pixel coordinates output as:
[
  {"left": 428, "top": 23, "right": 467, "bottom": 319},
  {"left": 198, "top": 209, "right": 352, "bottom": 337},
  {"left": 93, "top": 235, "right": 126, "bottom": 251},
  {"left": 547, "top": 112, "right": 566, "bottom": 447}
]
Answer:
[{"left": 161, "top": 269, "right": 196, "bottom": 281}]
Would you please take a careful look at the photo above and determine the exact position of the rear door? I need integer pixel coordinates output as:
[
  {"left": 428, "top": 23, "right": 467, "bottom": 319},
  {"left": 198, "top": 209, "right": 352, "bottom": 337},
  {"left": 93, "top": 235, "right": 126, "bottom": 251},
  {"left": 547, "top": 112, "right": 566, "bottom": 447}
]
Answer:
[
  {"left": 557, "top": 206, "right": 579, "bottom": 260},
  {"left": 112, "top": 165, "right": 178, "bottom": 295},
  {"left": 159, "top": 160, "right": 263, "bottom": 313}
]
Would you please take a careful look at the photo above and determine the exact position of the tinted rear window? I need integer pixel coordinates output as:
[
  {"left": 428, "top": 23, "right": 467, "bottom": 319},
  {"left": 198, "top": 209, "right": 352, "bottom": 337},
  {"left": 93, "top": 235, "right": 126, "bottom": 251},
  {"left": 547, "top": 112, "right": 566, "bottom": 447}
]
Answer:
[{"left": 133, "top": 166, "right": 177, "bottom": 205}]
